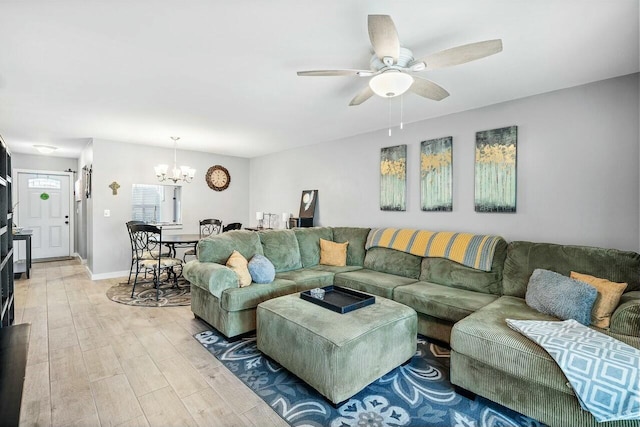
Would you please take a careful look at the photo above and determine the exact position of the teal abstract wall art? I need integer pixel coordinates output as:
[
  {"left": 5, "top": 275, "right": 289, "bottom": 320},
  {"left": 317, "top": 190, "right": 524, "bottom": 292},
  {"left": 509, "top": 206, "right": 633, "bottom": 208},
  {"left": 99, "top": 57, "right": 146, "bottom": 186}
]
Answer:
[
  {"left": 475, "top": 126, "right": 517, "bottom": 213},
  {"left": 380, "top": 144, "right": 406, "bottom": 211},
  {"left": 420, "top": 137, "right": 453, "bottom": 212}
]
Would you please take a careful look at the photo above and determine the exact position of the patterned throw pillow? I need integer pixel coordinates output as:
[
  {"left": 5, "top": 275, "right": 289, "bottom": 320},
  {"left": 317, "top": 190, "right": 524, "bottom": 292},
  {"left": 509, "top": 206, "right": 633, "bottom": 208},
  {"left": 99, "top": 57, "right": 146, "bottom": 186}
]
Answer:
[
  {"left": 319, "top": 238, "right": 348, "bottom": 267},
  {"left": 226, "top": 250, "right": 252, "bottom": 287},
  {"left": 248, "top": 254, "right": 275, "bottom": 284},
  {"left": 525, "top": 269, "right": 598, "bottom": 325},
  {"left": 570, "top": 271, "right": 628, "bottom": 329}
]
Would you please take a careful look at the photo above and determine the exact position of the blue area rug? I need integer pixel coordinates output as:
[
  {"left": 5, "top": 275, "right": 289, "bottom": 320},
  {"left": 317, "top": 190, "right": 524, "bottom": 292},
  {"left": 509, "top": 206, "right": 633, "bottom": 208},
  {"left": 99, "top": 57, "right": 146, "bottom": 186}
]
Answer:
[{"left": 194, "top": 330, "right": 546, "bottom": 427}]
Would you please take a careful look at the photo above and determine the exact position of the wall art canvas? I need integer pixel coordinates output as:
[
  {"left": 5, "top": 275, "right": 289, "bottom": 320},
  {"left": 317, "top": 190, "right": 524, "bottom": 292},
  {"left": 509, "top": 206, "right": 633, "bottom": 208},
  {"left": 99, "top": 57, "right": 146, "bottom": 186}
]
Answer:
[
  {"left": 420, "top": 137, "right": 453, "bottom": 211},
  {"left": 380, "top": 145, "right": 406, "bottom": 211},
  {"left": 475, "top": 126, "right": 517, "bottom": 213},
  {"left": 298, "top": 189, "right": 318, "bottom": 218}
]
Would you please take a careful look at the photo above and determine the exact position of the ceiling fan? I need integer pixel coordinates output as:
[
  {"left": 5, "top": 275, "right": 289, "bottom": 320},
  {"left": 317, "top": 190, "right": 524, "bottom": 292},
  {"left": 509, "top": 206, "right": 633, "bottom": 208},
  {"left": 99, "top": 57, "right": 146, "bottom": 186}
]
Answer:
[{"left": 297, "top": 15, "right": 503, "bottom": 106}]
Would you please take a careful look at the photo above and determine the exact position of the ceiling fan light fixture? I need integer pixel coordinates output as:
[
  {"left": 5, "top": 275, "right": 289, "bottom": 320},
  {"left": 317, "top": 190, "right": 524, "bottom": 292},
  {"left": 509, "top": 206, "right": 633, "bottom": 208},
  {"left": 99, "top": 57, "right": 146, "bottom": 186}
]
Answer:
[
  {"left": 369, "top": 71, "right": 414, "bottom": 98},
  {"left": 33, "top": 145, "right": 58, "bottom": 154}
]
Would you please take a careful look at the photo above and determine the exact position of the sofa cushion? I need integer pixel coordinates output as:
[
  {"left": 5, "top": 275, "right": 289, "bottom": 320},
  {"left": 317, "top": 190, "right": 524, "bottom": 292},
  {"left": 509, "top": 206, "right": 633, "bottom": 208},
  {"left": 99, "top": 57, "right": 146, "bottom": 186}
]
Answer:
[
  {"left": 258, "top": 229, "right": 303, "bottom": 272},
  {"left": 276, "top": 269, "right": 335, "bottom": 291},
  {"left": 308, "top": 265, "right": 363, "bottom": 274},
  {"left": 293, "top": 227, "right": 333, "bottom": 268},
  {"left": 570, "top": 271, "right": 628, "bottom": 329},
  {"left": 248, "top": 254, "right": 276, "bottom": 284},
  {"left": 319, "top": 239, "right": 347, "bottom": 266},
  {"left": 363, "top": 247, "right": 421, "bottom": 279},
  {"left": 451, "top": 296, "right": 573, "bottom": 395},
  {"left": 419, "top": 238, "right": 507, "bottom": 295},
  {"left": 525, "top": 269, "right": 598, "bottom": 325},
  {"left": 394, "top": 281, "right": 499, "bottom": 323},
  {"left": 334, "top": 269, "right": 418, "bottom": 299},
  {"left": 197, "top": 230, "right": 263, "bottom": 264},
  {"left": 502, "top": 241, "right": 640, "bottom": 298},
  {"left": 332, "top": 227, "right": 371, "bottom": 266},
  {"left": 220, "top": 279, "right": 298, "bottom": 311}
]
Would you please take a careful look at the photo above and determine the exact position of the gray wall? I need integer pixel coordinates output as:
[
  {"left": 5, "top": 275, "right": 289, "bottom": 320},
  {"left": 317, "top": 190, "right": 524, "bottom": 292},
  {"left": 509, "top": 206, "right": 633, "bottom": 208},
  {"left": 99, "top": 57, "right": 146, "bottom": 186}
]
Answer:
[
  {"left": 250, "top": 73, "right": 640, "bottom": 251},
  {"left": 77, "top": 141, "right": 93, "bottom": 263},
  {"left": 12, "top": 153, "right": 78, "bottom": 173},
  {"left": 89, "top": 139, "right": 250, "bottom": 277}
]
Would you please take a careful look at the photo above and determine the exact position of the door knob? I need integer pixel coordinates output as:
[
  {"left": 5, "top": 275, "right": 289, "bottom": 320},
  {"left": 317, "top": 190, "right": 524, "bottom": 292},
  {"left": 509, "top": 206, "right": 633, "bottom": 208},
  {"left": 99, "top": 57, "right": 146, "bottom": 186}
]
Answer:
[{"left": 65, "top": 221, "right": 69, "bottom": 224}]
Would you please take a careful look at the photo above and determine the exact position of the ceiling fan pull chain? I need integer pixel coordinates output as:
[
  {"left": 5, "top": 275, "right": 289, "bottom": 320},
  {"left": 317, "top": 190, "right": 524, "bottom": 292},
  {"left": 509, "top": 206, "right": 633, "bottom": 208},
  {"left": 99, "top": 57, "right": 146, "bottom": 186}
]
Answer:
[
  {"left": 400, "top": 95, "right": 404, "bottom": 130},
  {"left": 388, "top": 98, "right": 392, "bottom": 136}
]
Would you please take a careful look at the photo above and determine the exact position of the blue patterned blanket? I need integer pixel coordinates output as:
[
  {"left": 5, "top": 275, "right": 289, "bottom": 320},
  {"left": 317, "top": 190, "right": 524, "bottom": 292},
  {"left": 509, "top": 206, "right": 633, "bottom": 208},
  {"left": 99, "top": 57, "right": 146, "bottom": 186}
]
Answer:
[{"left": 506, "top": 319, "right": 640, "bottom": 422}]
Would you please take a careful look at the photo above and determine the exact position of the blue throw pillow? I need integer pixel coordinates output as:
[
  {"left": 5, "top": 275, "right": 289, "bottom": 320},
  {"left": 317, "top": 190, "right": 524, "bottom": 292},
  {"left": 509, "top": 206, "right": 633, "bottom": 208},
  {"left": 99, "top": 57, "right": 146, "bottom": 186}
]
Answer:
[
  {"left": 525, "top": 269, "right": 598, "bottom": 325},
  {"left": 248, "top": 254, "right": 275, "bottom": 284}
]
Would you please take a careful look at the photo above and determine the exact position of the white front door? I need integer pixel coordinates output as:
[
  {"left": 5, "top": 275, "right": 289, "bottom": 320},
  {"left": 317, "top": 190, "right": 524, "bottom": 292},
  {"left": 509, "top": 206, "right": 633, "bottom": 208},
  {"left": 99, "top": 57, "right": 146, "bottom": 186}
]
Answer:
[{"left": 17, "top": 172, "right": 71, "bottom": 259}]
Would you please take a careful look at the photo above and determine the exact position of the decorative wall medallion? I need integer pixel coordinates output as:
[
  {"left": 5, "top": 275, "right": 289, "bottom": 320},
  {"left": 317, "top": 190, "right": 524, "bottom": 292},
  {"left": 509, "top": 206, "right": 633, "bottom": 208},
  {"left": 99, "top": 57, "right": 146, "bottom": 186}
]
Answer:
[
  {"left": 40, "top": 192, "right": 50, "bottom": 200},
  {"left": 205, "top": 165, "right": 231, "bottom": 191}
]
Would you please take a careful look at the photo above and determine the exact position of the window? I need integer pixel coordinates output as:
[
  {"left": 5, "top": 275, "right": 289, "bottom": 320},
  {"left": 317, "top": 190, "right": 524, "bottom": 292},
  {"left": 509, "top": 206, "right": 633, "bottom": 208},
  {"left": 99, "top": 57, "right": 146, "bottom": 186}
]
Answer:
[
  {"left": 131, "top": 184, "right": 181, "bottom": 224},
  {"left": 28, "top": 177, "right": 61, "bottom": 189}
]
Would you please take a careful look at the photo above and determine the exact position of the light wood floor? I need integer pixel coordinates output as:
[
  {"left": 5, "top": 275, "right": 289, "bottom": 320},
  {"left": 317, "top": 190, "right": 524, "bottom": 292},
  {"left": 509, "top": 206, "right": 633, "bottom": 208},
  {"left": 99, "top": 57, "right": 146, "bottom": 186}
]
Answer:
[{"left": 14, "top": 258, "right": 288, "bottom": 427}]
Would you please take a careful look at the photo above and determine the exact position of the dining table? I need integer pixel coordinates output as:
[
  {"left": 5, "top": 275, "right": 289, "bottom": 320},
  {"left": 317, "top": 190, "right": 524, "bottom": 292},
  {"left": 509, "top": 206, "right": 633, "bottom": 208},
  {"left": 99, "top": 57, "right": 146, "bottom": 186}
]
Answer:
[{"left": 162, "top": 234, "right": 201, "bottom": 258}]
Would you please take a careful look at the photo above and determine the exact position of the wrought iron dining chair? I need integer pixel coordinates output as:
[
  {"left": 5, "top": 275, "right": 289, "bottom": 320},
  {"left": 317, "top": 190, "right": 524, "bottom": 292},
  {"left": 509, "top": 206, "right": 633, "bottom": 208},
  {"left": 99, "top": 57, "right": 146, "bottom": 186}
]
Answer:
[
  {"left": 129, "top": 224, "right": 183, "bottom": 300},
  {"left": 126, "top": 220, "right": 145, "bottom": 284},
  {"left": 183, "top": 218, "right": 223, "bottom": 262},
  {"left": 126, "top": 220, "right": 170, "bottom": 284},
  {"left": 222, "top": 222, "right": 242, "bottom": 232}
]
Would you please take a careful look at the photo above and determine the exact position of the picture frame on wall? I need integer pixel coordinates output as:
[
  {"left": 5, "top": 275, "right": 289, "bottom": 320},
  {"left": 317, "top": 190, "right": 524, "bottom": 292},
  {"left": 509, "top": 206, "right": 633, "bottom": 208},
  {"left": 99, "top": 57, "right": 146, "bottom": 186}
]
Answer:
[
  {"left": 420, "top": 137, "right": 453, "bottom": 212},
  {"left": 474, "top": 126, "right": 517, "bottom": 213},
  {"left": 380, "top": 144, "right": 407, "bottom": 211},
  {"left": 299, "top": 189, "right": 318, "bottom": 218}
]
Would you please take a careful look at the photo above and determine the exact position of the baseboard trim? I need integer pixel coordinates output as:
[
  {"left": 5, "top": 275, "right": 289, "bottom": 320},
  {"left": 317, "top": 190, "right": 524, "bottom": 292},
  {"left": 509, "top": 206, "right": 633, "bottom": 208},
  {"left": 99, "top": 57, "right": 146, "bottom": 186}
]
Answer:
[{"left": 88, "top": 269, "right": 129, "bottom": 281}]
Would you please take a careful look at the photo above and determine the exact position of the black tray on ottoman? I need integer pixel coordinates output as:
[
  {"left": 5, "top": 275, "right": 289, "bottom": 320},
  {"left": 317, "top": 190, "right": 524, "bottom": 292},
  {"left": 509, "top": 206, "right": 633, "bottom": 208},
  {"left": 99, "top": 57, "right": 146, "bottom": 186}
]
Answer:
[{"left": 300, "top": 285, "right": 375, "bottom": 314}]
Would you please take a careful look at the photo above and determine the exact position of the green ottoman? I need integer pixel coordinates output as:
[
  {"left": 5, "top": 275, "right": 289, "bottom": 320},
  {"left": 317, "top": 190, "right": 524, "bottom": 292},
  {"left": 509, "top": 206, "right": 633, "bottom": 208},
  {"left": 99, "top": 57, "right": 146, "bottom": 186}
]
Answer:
[{"left": 256, "top": 292, "right": 417, "bottom": 404}]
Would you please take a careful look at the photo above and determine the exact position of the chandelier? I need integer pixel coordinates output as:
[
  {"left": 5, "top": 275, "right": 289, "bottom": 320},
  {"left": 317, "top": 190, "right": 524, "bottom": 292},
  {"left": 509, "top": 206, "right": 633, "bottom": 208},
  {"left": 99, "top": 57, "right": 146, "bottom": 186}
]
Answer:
[{"left": 154, "top": 137, "right": 196, "bottom": 183}]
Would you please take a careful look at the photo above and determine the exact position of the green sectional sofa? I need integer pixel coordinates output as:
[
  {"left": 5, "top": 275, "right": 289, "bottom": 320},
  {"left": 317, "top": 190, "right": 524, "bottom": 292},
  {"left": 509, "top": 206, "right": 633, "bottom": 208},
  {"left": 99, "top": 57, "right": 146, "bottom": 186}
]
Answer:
[
  {"left": 183, "top": 226, "right": 640, "bottom": 427},
  {"left": 450, "top": 241, "right": 640, "bottom": 427}
]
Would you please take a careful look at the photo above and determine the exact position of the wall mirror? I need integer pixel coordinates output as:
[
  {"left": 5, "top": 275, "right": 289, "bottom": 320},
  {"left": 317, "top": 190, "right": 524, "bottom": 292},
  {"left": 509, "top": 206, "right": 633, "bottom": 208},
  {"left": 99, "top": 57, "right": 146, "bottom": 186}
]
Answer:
[{"left": 131, "top": 184, "right": 182, "bottom": 225}]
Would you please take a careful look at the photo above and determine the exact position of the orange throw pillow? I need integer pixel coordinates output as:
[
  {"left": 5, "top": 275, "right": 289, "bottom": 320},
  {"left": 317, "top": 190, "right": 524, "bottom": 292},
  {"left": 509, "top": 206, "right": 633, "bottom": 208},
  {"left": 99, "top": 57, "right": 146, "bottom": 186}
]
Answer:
[
  {"left": 570, "top": 271, "right": 627, "bottom": 329},
  {"left": 319, "top": 239, "right": 348, "bottom": 267}
]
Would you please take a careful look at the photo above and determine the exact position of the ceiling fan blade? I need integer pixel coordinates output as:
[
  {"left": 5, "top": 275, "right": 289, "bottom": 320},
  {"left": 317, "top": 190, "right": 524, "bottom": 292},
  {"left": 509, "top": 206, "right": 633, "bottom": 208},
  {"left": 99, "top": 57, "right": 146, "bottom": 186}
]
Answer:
[
  {"left": 297, "top": 69, "right": 373, "bottom": 77},
  {"left": 368, "top": 15, "right": 400, "bottom": 63},
  {"left": 409, "top": 77, "right": 450, "bottom": 101},
  {"left": 349, "top": 86, "right": 374, "bottom": 106},
  {"left": 417, "top": 39, "right": 503, "bottom": 70}
]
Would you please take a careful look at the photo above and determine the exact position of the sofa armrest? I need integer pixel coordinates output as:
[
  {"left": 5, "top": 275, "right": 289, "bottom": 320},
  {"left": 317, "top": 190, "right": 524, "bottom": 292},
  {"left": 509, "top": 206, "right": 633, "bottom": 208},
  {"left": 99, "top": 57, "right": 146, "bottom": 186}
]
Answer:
[
  {"left": 609, "top": 291, "right": 640, "bottom": 336},
  {"left": 183, "top": 260, "right": 238, "bottom": 298}
]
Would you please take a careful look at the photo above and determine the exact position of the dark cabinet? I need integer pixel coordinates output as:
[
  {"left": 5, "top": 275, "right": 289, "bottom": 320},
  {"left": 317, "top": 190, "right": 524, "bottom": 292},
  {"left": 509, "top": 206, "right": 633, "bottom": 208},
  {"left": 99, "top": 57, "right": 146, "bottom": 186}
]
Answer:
[{"left": 0, "top": 135, "right": 14, "bottom": 327}]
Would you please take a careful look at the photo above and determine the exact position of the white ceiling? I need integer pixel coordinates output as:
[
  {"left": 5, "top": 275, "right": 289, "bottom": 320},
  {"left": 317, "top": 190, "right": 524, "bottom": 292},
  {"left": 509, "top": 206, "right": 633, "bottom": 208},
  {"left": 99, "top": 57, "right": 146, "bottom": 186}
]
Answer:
[{"left": 0, "top": 0, "right": 638, "bottom": 159}]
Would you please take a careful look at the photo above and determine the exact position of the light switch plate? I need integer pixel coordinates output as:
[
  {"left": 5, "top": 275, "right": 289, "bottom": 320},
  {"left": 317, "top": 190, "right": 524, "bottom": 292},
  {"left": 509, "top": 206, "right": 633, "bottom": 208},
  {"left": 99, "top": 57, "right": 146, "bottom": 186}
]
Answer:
[{"left": 104, "top": 209, "right": 110, "bottom": 217}]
